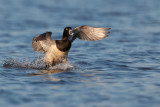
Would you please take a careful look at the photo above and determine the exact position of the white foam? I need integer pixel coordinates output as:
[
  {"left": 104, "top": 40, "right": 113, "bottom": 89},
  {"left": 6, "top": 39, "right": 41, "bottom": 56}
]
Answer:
[{"left": 3, "top": 57, "right": 75, "bottom": 70}]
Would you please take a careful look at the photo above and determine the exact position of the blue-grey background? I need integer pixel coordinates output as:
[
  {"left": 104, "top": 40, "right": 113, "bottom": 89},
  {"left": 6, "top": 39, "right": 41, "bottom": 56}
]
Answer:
[{"left": 0, "top": 0, "right": 160, "bottom": 107}]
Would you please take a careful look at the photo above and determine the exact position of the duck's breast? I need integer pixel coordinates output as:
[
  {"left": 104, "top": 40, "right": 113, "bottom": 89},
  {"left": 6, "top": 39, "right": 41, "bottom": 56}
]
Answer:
[{"left": 44, "top": 44, "right": 69, "bottom": 64}]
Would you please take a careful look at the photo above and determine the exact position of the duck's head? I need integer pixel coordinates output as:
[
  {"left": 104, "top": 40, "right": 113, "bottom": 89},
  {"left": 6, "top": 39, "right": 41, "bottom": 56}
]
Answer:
[{"left": 62, "top": 27, "right": 72, "bottom": 40}]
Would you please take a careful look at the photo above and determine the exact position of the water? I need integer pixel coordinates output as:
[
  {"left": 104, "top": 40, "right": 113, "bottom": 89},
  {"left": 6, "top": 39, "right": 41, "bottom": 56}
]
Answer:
[{"left": 0, "top": 0, "right": 160, "bottom": 107}]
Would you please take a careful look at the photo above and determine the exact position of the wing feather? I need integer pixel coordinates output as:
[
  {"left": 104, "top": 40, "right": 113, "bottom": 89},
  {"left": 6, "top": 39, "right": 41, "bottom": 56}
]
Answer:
[
  {"left": 72, "top": 25, "right": 110, "bottom": 41},
  {"left": 32, "top": 32, "right": 55, "bottom": 54}
]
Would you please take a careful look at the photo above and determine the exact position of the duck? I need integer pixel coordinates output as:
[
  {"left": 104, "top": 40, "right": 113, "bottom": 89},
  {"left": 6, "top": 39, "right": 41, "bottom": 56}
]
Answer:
[{"left": 32, "top": 25, "right": 110, "bottom": 67}]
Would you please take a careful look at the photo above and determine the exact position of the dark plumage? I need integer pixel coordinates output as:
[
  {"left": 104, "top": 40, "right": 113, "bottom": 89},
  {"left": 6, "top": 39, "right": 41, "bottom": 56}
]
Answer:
[{"left": 32, "top": 25, "right": 110, "bottom": 66}]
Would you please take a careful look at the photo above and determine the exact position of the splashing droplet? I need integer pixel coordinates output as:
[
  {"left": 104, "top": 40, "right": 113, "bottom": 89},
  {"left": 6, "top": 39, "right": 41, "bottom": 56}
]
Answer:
[{"left": 3, "top": 57, "right": 75, "bottom": 70}]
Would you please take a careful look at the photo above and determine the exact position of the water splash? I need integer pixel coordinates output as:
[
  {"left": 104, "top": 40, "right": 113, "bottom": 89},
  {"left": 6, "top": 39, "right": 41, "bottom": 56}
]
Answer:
[{"left": 3, "top": 57, "right": 75, "bottom": 70}]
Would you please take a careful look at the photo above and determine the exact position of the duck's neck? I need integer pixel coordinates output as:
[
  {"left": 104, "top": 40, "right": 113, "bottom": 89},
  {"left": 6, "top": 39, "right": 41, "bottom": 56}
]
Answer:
[
  {"left": 56, "top": 40, "right": 71, "bottom": 52},
  {"left": 62, "top": 30, "right": 70, "bottom": 40},
  {"left": 55, "top": 32, "right": 71, "bottom": 52},
  {"left": 62, "top": 37, "right": 68, "bottom": 40}
]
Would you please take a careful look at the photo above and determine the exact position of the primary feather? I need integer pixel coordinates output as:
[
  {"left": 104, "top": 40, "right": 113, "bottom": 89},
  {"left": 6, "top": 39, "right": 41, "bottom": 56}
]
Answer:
[
  {"left": 32, "top": 32, "right": 54, "bottom": 54},
  {"left": 72, "top": 25, "right": 110, "bottom": 41}
]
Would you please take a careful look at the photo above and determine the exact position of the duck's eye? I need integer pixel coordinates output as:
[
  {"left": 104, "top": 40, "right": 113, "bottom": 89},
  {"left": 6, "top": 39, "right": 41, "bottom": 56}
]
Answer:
[{"left": 65, "top": 28, "right": 68, "bottom": 30}]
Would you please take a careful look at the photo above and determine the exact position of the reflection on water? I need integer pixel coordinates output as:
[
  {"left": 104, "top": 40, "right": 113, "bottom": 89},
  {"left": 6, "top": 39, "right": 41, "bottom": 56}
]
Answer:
[{"left": 28, "top": 69, "right": 67, "bottom": 76}]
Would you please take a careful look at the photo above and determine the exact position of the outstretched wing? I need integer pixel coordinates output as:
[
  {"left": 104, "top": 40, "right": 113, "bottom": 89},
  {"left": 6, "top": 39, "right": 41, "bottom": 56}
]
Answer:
[
  {"left": 72, "top": 25, "right": 110, "bottom": 41},
  {"left": 32, "top": 32, "right": 55, "bottom": 54}
]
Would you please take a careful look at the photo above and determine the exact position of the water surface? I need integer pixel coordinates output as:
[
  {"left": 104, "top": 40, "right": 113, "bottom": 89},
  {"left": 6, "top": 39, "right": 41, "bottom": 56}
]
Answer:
[{"left": 0, "top": 0, "right": 160, "bottom": 107}]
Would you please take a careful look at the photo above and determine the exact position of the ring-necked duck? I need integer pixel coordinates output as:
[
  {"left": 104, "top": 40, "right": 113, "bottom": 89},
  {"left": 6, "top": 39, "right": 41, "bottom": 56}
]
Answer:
[{"left": 32, "top": 25, "right": 110, "bottom": 66}]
